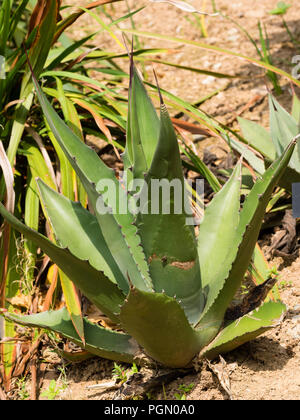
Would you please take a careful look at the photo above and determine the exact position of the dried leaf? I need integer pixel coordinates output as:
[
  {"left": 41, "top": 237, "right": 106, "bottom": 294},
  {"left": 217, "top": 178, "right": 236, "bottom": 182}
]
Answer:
[
  {"left": 6, "top": 295, "right": 31, "bottom": 310},
  {"left": 0, "top": 142, "right": 15, "bottom": 213},
  {"left": 149, "top": 0, "right": 219, "bottom": 15},
  {"left": 207, "top": 356, "right": 233, "bottom": 399}
]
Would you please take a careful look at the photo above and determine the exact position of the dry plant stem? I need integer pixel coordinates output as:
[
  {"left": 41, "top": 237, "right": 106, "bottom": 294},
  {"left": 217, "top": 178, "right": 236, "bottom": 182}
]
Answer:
[
  {"left": 35, "top": 256, "right": 50, "bottom": 285},
  {"left": 53, "top": 0, "right": 122, "bottom": 43},
  {"left": 13, "top": 337, "right": 42, "bottom": 378},
  {"left": 30, "top": 356, "right": 37, "bottom": 400},
  {"left": 226, "top": 94, "right": 265, "bottom": 125},
  {"left": 43, "top": 265, "right": 58, "bottom": 311},
  {"left": 0, "top": 142, "right": 15, "bottom": 212},
  {"left": 0, "top": 225, "right": 10, "bottom": 301},
  {"left": 171, "top": 118, "right": 214, "bottom": 136}
]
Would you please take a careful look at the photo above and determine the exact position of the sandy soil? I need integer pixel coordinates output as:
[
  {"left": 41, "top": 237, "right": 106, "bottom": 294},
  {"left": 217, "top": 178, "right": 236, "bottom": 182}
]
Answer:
[{"left": 19, "top": 0, "right": 300, "bottom": 400}]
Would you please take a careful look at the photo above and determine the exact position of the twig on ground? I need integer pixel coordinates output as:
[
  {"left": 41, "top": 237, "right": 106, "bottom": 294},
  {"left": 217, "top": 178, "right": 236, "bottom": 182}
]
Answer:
[{"left": 30, "top": 356, "right": 38, "bottom": 400}]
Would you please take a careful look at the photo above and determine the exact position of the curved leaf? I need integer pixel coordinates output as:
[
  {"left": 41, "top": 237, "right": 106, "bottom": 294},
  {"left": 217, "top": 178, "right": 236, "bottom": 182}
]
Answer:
[
  {"left": 201, "top": 301, "right": 286, "bottom": 360},
  {"left": 0, "top": 307, "right": 142, "bottom": 365},
  {"left": 269, "top": 95, "right": 300, "bottom": 174},
  {"left": 23, "top": 141, "right": 85, "bottom": 343},
  {"left": 0, "top": 202, "right": 125, "bottom": 323},
  {"left": 37, "top": 179, "right": 127, "bottom": 293},
  {"left": 238, "top": 116, "right": 276, "bottom": 161}
]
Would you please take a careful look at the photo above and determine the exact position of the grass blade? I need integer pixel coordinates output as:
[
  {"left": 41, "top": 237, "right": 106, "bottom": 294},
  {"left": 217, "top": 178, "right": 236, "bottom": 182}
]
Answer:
[{"left": 122, "top": 28, "right": 300, "bottom": 88}]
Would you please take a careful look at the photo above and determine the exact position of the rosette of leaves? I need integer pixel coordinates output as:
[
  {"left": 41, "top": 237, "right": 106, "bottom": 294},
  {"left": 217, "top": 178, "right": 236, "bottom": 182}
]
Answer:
[{"left": 0, "top": 59, "right": 296, "bottom": 368}]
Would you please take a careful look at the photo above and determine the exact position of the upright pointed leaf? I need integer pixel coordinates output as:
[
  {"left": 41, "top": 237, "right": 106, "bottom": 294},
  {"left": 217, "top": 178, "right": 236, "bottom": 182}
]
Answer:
[
  {"left": 30, "top": 72, "right": 152, "bottom": 292},
  {"left": 196, "top": 139, "right": 297, "bottom": 345},
  {"left": 123, "top": 61, "right": 160, "bottom": 180},
  {"left": 198, "top": 159, "right": 242, "bottom": 319},
  {"left": 137, "top": 100, "right": 203, "bottom": 324}
]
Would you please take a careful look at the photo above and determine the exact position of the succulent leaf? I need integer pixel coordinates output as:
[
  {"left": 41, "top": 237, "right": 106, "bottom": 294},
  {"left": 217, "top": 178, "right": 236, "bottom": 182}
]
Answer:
[
  {"left": 30, "top": 72, "right": 153, "bottom": 292},
  {"left": 196, "top": 139, "right": 297, "bottom": 344},
  {"left": 0, "top": 202, "right": 124, "bottom": 323},
  {"left": 238, "top": 116, "right": 276, "bottom": 161},
  {"left": 23, "top": 141, "right": 85, "bottom": 344},
  {"left": 227, "top": 136, "right": 265, "bottom": 175},
  {"left": 120, "top": 287, "right": 201, "bottom": 367},
  {"left": 123, "top": 60, "right": 160, "bottom": 181},
  {"left": 198, "top": 159, "right": 242, "bottom": 320},
  {"left": 236, "top": 126, "right": 300, "bottom": 193},
  {"left": 231, "top": 95, "right": 300, "bottom": 192},
  {"left": 137, "top": 99, "right": 203, "bottom": 324},
  {"left": 292, "top": 92, "right": 300, "bottom": 124},
  {"left": 0, "top": 55, "right": 295, "bottom": 369},
  {"left": 36, "top": 179, "right": 127, "bottom": 292},
  {"left": 1, "top": 308, "right": 141, "bottom": 365},
  {"left": 269, "top": 95, "right": 299, "bottom": 164},
  {"left": 201, "top": 301, "right": 286, "bottom": 360}
]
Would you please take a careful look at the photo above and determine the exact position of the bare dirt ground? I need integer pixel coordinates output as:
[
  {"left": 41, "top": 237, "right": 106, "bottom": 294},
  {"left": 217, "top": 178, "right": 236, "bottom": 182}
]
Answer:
[{"left": 31, "top": 0, "right": 300, "bottom": 400}]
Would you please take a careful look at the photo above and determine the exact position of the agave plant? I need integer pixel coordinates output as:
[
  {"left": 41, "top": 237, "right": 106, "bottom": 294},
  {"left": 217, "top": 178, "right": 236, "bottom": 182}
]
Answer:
[
  {"left": 0, "top": 57, "right": 296, "bottom": 369},
  {"left": 233, "top": 93, "right": 300, "bottom": 193}
]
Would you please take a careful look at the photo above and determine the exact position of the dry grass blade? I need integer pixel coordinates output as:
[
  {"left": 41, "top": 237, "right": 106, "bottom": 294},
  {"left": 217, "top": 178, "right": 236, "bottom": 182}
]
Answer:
[
  {"left": 122, "top": 29, "right": 300, "bottom": 88},
  {"left": 3, "top": 99, "right": 25, "bottom": 114},
  {"left": 0, "top": 143, "right": 16, "bottom": 392},
  {"left": 72, "top": 98, "right": 121, "bottom": 160},
  {"left": 28, "top": 0, "right": 60, "bottom": 36},
  {"left": 0, "top": 142, "right": 15, "bottom": 213},
  {"left": 150, "top": 0, "right": 219, "bottom": 16},
  {"left": 171, "top": 118, "right": 214, "bottom": 136},
  {"left": 54, "top": 0, "right": 122, "bottom": 43},
  {"left": 42, "top": 265, "right": 58, "bottom": 311},
  {"left": 25, "top": 125, "right": 57, "bottom": 188}
]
